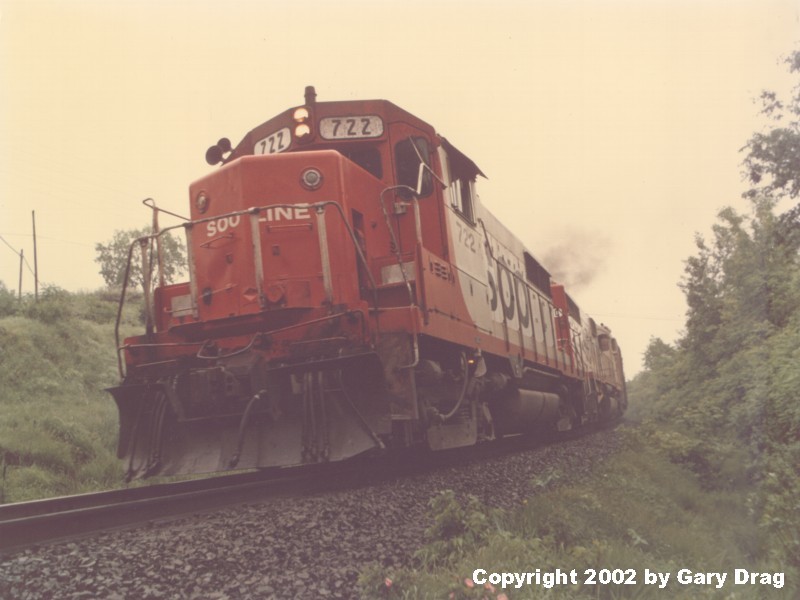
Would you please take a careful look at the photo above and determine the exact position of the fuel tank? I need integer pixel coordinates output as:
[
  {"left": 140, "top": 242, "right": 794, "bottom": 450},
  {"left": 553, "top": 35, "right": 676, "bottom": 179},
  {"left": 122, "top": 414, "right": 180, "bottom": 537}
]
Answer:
[{"left": 490, "top": 387, "right": 561, "bottom": 435}]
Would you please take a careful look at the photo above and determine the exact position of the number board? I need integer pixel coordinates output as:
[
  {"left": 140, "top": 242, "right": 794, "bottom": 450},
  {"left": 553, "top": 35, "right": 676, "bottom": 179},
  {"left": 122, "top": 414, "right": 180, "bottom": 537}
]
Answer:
[
  {"left": 254, "top": 127, "right": 291, "bottom": 155},
  {"left": 319, "top": 116, "right": 384, "bottom": 140}
]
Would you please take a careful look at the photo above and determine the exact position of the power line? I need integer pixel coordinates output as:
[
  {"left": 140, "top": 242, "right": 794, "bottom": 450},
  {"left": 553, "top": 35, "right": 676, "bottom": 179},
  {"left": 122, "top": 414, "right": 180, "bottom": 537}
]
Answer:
[
  {"left": 0, "top": 234, "right": 19, "bottom": 256},
  {"left": 0, "top": 233, "right": 36, "bottom": 276},
  {"left": 0, "top": 232, "right": 93, "bottom": 247}
]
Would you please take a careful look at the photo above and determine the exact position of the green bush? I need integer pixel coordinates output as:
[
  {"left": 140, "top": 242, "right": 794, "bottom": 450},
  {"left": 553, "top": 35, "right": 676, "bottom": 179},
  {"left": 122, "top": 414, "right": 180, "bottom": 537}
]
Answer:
[
  {"left": 0, "top": 281, "right": 17, "bottom": 317},
  {"left": 21, "top": 285, "right": 73, "bottom": 323}
]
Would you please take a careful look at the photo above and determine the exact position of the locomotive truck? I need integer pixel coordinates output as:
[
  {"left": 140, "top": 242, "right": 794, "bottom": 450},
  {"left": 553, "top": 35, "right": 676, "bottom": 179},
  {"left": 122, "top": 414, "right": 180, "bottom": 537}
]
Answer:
[{"left": 109, "top": 87, "right": 626, "bottom": 480}]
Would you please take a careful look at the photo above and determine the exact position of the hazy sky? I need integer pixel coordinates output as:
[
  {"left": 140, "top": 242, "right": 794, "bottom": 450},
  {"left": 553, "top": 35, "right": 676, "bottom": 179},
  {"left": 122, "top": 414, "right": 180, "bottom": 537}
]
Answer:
[{"left": 1, "top": 0, "right": 798, "bottom": 375}]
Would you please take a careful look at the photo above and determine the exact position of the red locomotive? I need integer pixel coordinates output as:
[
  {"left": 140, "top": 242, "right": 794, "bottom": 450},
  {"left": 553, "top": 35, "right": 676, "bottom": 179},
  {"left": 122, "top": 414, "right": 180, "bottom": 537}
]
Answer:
[{"left": 109, "top": 87, "right": 626, "bottom": 480}]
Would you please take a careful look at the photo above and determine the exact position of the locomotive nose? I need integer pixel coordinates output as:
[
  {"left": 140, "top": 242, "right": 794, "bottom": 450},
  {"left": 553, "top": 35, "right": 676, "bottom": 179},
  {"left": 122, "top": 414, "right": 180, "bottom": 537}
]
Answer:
[{"left": 185, "top": 152, "right": 363, "bottom": 325}]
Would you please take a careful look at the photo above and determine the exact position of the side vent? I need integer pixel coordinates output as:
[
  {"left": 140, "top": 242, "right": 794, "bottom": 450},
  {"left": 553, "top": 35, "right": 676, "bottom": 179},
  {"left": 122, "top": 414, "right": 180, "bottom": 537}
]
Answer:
[
  {"left": 524, "top": 251, "right": 551, "bottom": 297},
  {"left": 429, "top": 259, "right": 451, "bottom": 281}
]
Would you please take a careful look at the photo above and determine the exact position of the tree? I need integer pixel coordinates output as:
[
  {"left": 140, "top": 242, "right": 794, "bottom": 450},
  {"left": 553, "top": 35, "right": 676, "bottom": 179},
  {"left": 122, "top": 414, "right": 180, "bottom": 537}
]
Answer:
[
  {"left": 740, "top": 48, "right": 800, "bottom": 328},
  {"left": 742, "top": 49, "right": 800, "bottom": 200},
  {"left": 678, "top": 234, "right": 723, "bottom": 365},
  {"left": 95, "top": 227, "right": 186, "bottom": 289},
  {"left": 632, "top": 46, "right": 800, "bottom": 572},
  {"left": 642, "top": 336, "right": 677, "bottom": 372}
]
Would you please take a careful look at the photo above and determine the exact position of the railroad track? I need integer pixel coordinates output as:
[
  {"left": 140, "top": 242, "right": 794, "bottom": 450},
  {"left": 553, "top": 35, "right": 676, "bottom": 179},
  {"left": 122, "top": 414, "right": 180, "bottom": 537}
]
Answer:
[
  {"left": 0, "top": 465, "right": 336, "bottom": 555},
  {"left": 0, "top": 447, "right": 445, "bottom": 555},
  {"left": 0, "top": 423, "right": 614, "bottom": 556}
]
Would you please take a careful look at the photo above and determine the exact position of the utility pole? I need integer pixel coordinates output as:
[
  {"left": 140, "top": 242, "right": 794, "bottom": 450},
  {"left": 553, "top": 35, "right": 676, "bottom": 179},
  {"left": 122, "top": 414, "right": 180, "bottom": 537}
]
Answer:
[
  {"left": 18, "top": 248, "right": 23, "bottom": 301},
  {"left": 32, "top": 210, "right": 39, "bottom": 301}
]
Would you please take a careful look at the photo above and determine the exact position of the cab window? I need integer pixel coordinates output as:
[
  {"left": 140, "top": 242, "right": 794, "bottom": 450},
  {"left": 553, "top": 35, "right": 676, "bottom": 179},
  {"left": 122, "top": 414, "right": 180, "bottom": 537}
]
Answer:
[
  {"left": 449, "top": 177, "right": 475, "bottom": 223},
  {"left": 395, "top": 137, "right": 432, "bottom": 197},
  {"left": 439, "top": 141, "right": 479, "bottom": 225}
]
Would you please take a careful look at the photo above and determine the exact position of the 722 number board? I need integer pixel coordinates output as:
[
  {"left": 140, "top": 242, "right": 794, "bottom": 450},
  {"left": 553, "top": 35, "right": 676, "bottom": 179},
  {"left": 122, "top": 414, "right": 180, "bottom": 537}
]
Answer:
[{"left": 319, "top": 116, "right": 384, "bottom": 140}]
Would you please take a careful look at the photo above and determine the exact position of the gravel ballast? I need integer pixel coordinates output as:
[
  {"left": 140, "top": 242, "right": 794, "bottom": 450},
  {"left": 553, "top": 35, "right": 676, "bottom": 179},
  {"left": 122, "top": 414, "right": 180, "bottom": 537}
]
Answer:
[{"left": 0, "top": 427, "right": 621, "bottom": 599}]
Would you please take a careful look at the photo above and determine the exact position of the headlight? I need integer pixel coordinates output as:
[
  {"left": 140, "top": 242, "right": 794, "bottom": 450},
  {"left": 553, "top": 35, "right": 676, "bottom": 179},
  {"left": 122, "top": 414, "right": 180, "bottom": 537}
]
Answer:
[
  {"left": 196, "top": 191, "right": 210, "bottom": 213},
  {"left": 293, "top": 105, "right": 313, "bottom": 143},
  {"left": 293, "top": 107, "right": 310, "bottom": 122},
  {"left": 300, "top": 168, "right": 323, "bottom": 190}
]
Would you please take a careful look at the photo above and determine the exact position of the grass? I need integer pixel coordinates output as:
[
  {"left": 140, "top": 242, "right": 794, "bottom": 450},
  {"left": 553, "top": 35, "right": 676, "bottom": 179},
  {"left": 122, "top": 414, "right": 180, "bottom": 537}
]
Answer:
[
  {"left": 0, "top": 288, "right": 141, "bottom": 502},
  {"left": 359, "top": 426, "right": 797, "bottom": 599}
]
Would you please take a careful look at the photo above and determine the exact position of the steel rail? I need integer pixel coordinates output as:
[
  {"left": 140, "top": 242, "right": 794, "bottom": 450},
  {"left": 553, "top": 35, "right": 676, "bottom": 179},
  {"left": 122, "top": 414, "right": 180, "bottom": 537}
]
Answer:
[{"left": 0, "top": 465, "right": 333, "bottom": 555}]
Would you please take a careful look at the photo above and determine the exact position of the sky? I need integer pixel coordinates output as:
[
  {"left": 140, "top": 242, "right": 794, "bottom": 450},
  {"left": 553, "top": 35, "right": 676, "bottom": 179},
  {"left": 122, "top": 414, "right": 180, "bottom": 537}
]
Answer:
[{"left": 1, "top": 0, "right": 798, "bottom": 376}]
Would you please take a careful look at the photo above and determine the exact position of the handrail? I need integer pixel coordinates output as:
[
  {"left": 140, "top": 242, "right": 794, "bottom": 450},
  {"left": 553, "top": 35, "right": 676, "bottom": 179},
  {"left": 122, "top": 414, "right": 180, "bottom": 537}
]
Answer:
[{"left": 114, "top": 201, "right": 381, "bottom": 379}]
